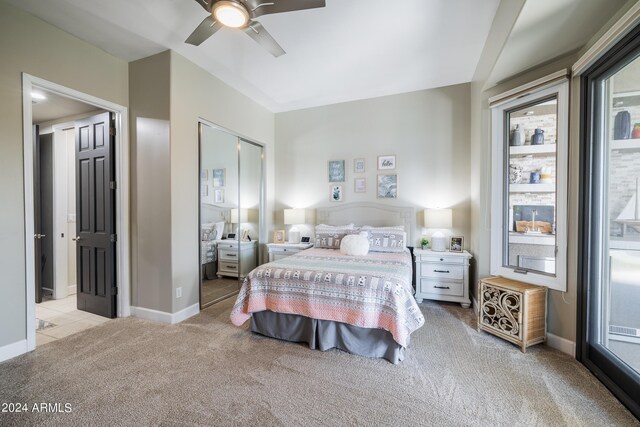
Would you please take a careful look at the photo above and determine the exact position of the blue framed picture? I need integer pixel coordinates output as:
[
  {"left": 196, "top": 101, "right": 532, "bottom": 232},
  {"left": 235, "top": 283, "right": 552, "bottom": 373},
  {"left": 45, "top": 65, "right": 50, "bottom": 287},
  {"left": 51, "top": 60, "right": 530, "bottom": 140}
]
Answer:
[{"left": 328, "top": 160, "right": 345, "bottom": 182}]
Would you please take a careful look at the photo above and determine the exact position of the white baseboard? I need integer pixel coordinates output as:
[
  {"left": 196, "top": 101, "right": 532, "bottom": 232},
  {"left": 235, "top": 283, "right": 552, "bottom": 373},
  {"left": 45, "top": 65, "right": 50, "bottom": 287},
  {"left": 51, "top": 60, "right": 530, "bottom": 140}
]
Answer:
[
  {"left": 131, "top": 303, "right": 199, "bottom": 325},
  {"left": 68, "top": 285, "right": 77, "bottom": 295},
  {"left": 0, "top": 339, "right": 28, "bottom": 363},
  {"left": 546, "top": 332, "right": 576, "bottom": 357}
]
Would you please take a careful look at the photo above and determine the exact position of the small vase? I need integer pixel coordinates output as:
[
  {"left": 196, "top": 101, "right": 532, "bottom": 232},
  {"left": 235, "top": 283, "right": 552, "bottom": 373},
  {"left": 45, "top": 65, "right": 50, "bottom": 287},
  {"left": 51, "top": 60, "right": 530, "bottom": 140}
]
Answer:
[
  {"left": 509, "top": 164, "right": 523, "bottom": 184},
  {"left": 531, "top": 128, "right": 544, "bottom": 145},
  {"left": 530, "top": 171, "right": 541, "bottom": 184},
  {"left": 614, "top": 111, "right": 631, "bottom": 140},
  {"left": 632, "top": 123, "right": 640, "bottom": 139},
  {"left": 511, "top": 125, "right": 524, "bottom": 146}
]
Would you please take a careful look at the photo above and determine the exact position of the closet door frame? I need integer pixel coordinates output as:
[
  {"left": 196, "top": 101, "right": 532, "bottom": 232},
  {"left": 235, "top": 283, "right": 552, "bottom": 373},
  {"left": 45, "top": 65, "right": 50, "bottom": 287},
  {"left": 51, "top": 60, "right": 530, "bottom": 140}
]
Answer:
[{"left": 197, "top": 119, "right": 266, "bottom": 307}]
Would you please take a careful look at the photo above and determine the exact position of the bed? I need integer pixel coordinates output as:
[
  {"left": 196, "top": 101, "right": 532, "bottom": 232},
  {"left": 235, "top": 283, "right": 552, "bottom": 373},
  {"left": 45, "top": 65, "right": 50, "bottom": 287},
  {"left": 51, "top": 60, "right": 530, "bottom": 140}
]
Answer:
[
  {"left": 201, "top": 203, "right": 229, "bottom": 280},
  {"left": 230, "top": 203, "right": 424, "bottom": 363}
]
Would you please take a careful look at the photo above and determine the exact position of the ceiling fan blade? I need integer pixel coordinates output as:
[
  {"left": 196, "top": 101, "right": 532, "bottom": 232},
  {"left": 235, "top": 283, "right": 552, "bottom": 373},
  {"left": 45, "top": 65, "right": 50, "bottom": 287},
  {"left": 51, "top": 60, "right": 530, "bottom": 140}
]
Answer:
[
  {"left": 185, "top": 15, "right": 223, "bottom": 46},
  {"left": 243, "top": 21, "right": 286, "bottom": 57},
  {"left": 247, "top": 0, "right": 325, "bottom": 18},
  {"left": 193, "top": 0, "right": 213, "bottom": 12}
]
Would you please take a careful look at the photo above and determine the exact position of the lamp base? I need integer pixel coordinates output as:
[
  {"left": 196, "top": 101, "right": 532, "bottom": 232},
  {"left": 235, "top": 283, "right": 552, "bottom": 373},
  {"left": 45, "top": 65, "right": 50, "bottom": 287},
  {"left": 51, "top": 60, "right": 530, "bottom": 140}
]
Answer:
[
  {"left": 288, "top": 230, "right": 301, "bottom": 244},
  {"left": 431, "top": 235, "right": 447, "bottom": 252}
]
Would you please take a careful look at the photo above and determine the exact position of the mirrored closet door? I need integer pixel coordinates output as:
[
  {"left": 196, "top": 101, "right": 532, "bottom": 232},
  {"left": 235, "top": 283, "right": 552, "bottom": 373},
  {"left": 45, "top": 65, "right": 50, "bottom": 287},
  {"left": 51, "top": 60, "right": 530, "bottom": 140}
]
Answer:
[{"left": 199, "top": 122, "right": 264, "bottom": 308}]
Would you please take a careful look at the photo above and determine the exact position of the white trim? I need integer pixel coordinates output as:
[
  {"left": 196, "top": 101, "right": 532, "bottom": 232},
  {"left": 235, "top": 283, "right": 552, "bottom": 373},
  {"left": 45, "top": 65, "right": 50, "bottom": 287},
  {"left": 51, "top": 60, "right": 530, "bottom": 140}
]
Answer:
[
  {"left": 573, "top": 2, "right": 640, "bottom": 76},
  {"left": 545, "top": 332, "right": 576, "bottom": 357},
  {"left": 68, "top": 285, "right": 77, "bottom": 295},
  {"left": 22, "top": 73, "right": 131, "bottom": 356},
  {"left": 488, "top": 69, "right": 569, "bottom": 107},
  {"left": 472, "top": 295, "right": 479, "bottom": 316},
  {"left": 0, "top": 340, "right": 28, "bottom": 363},
  {"left": 131, "top": 303, "right": 200, "bottom": 324},
  {"left": 490, "top": 79, "right": 569, "bottom": 291}
]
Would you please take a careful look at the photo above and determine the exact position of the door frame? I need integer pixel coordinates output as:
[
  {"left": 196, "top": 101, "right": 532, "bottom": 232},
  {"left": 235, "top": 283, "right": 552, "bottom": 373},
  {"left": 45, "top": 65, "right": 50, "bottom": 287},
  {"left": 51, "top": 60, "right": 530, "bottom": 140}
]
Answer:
[{"left": 22, "top": 73, "right": 131, "bottom": 351}]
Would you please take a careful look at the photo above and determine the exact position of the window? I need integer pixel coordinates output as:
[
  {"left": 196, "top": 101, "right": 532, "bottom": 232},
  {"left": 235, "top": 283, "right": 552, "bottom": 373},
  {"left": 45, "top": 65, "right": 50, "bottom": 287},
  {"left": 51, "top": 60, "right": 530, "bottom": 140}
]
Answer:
[{"left": 490, "top": 77, "right": 569, "bottom": 291}]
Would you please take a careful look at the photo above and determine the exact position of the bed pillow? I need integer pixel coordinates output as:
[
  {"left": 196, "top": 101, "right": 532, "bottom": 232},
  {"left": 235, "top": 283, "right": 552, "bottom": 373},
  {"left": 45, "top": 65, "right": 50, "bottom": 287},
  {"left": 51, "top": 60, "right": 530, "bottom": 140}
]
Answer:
[
  {"left": 314, "top": 224, "right": 358, "bottom": 249},
  {"left": 340, "top": 232, "right": 370, "bottom": 256},
  {"left": 215, "top": 221, "right": 225, "bottom": 239},
  {"left": 315, "top": 223, "right": 355, "bottom": 230},
  {"left": 366, "top": 227, "right": 407, "bottom": 252},
  {"left": 201, "top": 223, "right": 216, "bottom": 241}
]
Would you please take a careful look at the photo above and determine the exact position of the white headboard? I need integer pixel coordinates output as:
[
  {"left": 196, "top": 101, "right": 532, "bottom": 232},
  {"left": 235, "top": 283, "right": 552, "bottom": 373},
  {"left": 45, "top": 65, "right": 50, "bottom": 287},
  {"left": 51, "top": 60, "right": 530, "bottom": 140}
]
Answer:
[
  {"left": 201, "top": 203, "right": 230, "bottom": 225},
  {"left": 316, "top": 202, "right": 415, "bottom": 243}
]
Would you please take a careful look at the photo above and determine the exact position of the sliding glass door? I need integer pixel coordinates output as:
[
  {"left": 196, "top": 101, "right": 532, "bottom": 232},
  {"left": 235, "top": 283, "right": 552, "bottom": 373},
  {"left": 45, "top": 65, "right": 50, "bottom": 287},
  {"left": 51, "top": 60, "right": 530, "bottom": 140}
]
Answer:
[{"left": 580, "top": 24, "right": 640, "bottom": 418}]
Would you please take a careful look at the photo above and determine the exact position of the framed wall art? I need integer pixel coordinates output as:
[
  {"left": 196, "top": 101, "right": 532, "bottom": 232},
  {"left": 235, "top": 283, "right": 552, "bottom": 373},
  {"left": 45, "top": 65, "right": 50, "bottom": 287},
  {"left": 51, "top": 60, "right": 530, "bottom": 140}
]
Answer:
[
  {"left": 354, "top": 158, "right": 365, "bottom": 173},
  {"left": 377, "top": 174, "right": 397, "bottom": 199},
  {"left": 330, "top": 185, "right": 344, "bottom": 202},
  {"left": 328, "top": 160, "right": 345, "bottom": 182},
  {"left": 377, "top": 155, "right": 396, "bottom": 170},
  {"left": 212, "top": 168, "right": 226, "bottom": 187},
  {"left": 354, "top": 178, "right": 366, "bottom": 193}
]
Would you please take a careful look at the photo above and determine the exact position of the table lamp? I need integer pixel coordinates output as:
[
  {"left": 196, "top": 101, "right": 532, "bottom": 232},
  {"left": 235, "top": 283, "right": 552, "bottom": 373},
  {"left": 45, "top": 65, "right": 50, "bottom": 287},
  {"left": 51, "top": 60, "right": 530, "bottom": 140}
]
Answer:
[
  {"left": 424, "top": 208, "right": 452, "bottom": 252},
  {"left": 284, "top": 208, "right": 305, "bottom": 244}
]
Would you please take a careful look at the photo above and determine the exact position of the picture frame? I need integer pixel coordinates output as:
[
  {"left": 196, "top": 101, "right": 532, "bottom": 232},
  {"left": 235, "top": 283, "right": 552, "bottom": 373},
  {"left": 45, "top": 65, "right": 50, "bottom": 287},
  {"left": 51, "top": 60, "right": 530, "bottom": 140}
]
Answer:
[
  {"left": 450, "top": 236, "right": 464, "bottom": 253},
  {"left": 330, "top": 185, "right": 343, "bottom": 202},
  {"left": 274, "top": 230, "right": 285, "bottom": 244},
  {"left": 241, "top": 229, "right": 250, "bottom": 242},
  {"left": 377, "top": 174, "right": 397, "bottom": 199},
  {"left": 354, "top": 158, "right": 365, "bottom": 173},
  {"left": 200, "top": 169, "right": 208, "bottom": 181},
  {"left": 212, "top": 168, "right": 226, "bottom": 187},
  {"left": 328, "top": 160, "right": 345, "bottom": 182},
  {"left": 200, "top": 184, "right": 208, "bottom": 197},
  {"left": 354, "top": 177, "right": 366, "bottom": 193},
  {"left": 214, "top": 188, "right": 224, "bottom": 203},
  {"left": 377, "top": 155, "right": 396, "bottom": 170}
]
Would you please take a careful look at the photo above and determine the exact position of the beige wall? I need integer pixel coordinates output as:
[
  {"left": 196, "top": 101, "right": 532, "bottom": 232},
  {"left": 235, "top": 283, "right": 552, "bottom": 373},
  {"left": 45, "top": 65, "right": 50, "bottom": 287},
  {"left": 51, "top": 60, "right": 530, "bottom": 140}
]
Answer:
[
  {"left": 274, "top": 84, "right": 472, "bottom": 246},
  {"left": 169, "top": 52, "right": 275, "bottom": 313},
  {"left": 0, "top": 2, "right": 128, "bottom": 349},
  {"left": 129, "top": 51, "right": 173, "bottom": 313}
]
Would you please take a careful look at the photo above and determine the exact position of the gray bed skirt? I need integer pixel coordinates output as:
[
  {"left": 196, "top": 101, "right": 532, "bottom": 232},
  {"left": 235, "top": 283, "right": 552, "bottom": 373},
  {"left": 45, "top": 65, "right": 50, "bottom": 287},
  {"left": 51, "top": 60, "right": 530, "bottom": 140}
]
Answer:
[{"left": 250, "top": 310, "right": 406, "bottom": 364}]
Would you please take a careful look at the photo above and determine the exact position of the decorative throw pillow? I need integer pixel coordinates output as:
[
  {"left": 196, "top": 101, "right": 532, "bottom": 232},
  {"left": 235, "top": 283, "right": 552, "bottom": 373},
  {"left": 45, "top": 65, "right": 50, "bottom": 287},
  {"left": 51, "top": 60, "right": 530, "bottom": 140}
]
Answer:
[
  {"left": 314, "top": 224, "right": 357, "bottom": 248},
  {"left": 201, "top": 223, "right": 216, "bottom": 241},
  {"left": 366, "top": 228, "right": 407, "bottom": 253},
  {"left": 340, "top": 232, "right": 370, "bottom": 256}
]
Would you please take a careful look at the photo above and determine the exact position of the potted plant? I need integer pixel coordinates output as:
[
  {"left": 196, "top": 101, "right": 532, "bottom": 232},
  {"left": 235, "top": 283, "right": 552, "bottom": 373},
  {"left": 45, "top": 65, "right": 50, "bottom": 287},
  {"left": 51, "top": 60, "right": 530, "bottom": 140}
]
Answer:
[{"left": 420, "top": 237, "right": 429, "bottom": 250}]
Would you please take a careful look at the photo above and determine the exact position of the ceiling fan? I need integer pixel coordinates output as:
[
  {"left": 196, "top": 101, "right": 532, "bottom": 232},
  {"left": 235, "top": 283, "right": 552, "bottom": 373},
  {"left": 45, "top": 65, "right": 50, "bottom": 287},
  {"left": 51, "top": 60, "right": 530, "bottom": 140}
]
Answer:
[{"left": 185, "top": 0, "right": 326, "bottom": 57}]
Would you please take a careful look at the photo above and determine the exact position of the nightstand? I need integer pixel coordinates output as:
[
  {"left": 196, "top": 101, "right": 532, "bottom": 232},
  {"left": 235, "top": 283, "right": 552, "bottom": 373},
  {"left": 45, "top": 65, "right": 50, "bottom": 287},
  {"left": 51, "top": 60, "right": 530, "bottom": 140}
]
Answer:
[
  {"left": 217, "top": 240, "right": 257, "bottom": 279},
  {"left": 267, "top": 242, "right": 313, "bottom": 262},
  {"left": 414, "top": 249, "right": 472, "bottom": 308}
]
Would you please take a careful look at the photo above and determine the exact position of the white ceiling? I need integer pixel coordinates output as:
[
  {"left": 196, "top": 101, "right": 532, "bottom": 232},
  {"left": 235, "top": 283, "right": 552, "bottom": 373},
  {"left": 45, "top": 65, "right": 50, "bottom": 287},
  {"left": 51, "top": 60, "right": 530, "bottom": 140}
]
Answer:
[
  {"left": 488, "top": 0, "right": 628, "bottom": 87},
  {"left": 8, "top": 0, "right": 500, "bottom": 112},
  {"left": 32, "top": 90, "right": 99, "bottom": 124}
]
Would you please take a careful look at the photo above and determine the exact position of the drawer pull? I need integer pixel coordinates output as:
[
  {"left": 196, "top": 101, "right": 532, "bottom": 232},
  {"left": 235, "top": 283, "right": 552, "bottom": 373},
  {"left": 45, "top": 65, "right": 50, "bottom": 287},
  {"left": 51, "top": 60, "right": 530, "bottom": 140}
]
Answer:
[
  {"left": 226, "top": 253, "right": 237, "bottom": 257},
  {"left": 433, "top": 269, "right": 450, "bottom": 273},
  {"left": 434, "top": 285, "right": 450, "bottom": 289},
  {"left": 226, "top": 265, "right": 237, "bottom": 269},
  {"left": 440, "top": 258, "right": 444, "bottom": 261}
]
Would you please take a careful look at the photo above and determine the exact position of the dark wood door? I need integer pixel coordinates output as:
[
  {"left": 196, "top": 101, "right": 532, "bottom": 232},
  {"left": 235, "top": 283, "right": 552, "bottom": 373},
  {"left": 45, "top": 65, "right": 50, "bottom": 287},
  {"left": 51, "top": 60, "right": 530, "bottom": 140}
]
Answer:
[
  {"left": 75, "top": 112, "right": 116, "bottom": 318},
  {"left": 33, "top": 125, "right": 43, "bottom": 304}
]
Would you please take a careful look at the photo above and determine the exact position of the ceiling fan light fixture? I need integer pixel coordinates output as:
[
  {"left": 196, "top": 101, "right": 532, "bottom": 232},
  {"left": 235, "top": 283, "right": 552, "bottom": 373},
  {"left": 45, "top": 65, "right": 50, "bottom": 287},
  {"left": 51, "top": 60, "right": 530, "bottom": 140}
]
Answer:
[{"left": 213, "top": 1, "right": 249, "bottom": 28}]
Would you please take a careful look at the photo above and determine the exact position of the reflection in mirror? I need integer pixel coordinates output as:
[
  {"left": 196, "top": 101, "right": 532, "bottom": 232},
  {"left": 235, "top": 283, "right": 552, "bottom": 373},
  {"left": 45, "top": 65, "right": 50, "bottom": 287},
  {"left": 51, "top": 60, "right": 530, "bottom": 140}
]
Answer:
[
  {"left": 199, "top": 123, "right": 239, "bottom": 307},
  {"left": 505, "top": 97, "right": 558, "bottom": 276}
]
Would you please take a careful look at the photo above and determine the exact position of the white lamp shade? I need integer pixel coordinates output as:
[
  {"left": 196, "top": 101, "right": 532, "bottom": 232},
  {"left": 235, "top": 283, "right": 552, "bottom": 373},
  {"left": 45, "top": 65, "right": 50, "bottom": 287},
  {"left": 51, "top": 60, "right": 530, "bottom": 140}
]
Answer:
[
  {"left": 231, "top": 208, "right": 248, "bottom": 223},
  {"left": 284, "top": 208, "right": 305, "bottom": 225},
  {"left": 424, "top": 208, "right": 453, "bottom": 229}
]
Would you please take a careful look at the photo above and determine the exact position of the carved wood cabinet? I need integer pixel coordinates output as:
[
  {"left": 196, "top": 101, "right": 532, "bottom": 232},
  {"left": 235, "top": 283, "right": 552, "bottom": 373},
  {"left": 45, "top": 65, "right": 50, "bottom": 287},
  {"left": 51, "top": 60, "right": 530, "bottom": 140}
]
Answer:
[{"left": 477, "top": 276, "right": 547, "bottom": 352}]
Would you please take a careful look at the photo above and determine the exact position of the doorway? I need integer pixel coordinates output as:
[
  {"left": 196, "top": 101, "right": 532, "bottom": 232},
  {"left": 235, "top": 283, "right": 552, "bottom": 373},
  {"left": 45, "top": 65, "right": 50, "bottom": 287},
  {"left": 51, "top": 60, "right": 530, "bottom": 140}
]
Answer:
[
  {"left": 579, "top": 24, "right": 640, "bottom": 418},
  {"left": 22, "top": 74, "right": 130, "bottom": 351}
]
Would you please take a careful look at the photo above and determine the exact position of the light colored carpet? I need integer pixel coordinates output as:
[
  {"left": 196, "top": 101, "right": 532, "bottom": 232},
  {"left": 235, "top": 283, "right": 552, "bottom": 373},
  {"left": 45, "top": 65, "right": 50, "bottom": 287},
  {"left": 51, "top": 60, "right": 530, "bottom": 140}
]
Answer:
[{"left": 0, "top": 299, "right": 637, "bottom": 426}]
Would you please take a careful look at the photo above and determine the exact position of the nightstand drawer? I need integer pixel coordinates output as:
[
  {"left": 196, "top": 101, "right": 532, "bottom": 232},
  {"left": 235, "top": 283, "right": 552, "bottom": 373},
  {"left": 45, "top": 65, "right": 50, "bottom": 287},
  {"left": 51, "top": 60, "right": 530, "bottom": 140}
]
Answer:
[
  {"left": 219, "top": 248, "right": 238, "bottom": 261},
  {"left": 419, "top": 278, "right": 463, "bottom": 297},
  {"left": 418, "top": 254, "right": 465, "bottom": 264},
  {"left": 270, "top": 247, "right": 297, "bottom": 254},
  {"left": 420, "top": 264, "right": 464, "bottom": 280},
  {"left": 218, "top": 262, "right": 239, "bottom": 273}
]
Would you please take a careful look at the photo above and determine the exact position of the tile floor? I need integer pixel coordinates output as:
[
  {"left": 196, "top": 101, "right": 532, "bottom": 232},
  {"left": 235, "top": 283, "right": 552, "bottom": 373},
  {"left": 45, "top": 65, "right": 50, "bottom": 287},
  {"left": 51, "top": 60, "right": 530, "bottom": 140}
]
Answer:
[{"left": 35, "top": 294, "right": 111, "bottom": 347}]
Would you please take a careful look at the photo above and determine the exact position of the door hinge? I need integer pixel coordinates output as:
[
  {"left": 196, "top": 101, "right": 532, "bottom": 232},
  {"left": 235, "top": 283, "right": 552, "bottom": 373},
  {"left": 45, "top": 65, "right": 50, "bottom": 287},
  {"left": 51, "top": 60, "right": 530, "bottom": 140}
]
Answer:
[
  {"left": 110, "top": 234, "right": 117, "bottom": 243},
  {"left": 111, "top": 287, "right": 118, "bottom": 296},
  {"left": 109, "top": 127, "right": 116, "bottom": 136},
  {"left": 110, "top": 181, "right": 117, "bottom": 190}
]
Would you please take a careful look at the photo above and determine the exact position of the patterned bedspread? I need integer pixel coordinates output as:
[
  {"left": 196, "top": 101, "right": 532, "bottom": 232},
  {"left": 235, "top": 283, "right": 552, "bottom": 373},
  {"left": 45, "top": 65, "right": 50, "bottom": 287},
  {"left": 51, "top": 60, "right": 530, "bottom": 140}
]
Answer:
[
  {"left": 201, "top": 240, "right": 217, "bottom": 264},
  {"left": 230, "top": 248, "right": 424, "bottom": 347}
]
